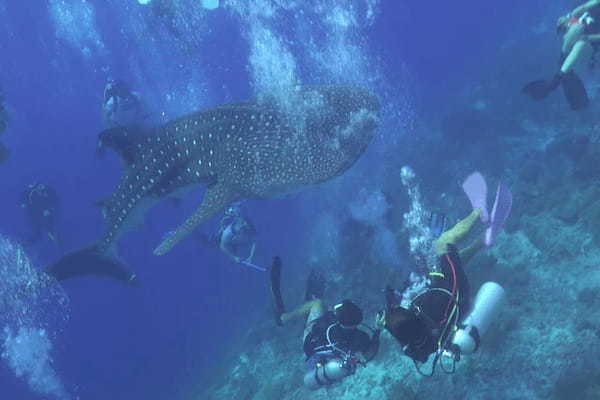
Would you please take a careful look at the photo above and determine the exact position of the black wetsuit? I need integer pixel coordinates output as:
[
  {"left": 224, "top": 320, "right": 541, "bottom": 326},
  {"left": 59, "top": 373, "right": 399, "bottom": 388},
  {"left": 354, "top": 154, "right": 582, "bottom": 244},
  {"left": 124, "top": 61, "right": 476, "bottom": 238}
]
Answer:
[
  {"left": 388, "top": 245, "right": 470, "bottom": 363},
  {"left": 303, "top": 311, "right": 380, "bottom": 362}
]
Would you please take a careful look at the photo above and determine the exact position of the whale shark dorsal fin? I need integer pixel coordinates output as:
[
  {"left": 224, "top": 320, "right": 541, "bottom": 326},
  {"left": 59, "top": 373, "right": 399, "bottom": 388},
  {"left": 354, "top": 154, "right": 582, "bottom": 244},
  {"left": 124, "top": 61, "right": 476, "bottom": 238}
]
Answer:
[{"left": 97, "top": 126, "right": 147, "bottom": 166}]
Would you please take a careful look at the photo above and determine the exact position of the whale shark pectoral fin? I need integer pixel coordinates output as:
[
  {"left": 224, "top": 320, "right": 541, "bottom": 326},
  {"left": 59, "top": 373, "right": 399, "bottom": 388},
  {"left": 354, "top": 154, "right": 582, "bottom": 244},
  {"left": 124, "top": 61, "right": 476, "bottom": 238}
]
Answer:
[{"left": 153, "top": 181, "right": 240, "bottom": 256}]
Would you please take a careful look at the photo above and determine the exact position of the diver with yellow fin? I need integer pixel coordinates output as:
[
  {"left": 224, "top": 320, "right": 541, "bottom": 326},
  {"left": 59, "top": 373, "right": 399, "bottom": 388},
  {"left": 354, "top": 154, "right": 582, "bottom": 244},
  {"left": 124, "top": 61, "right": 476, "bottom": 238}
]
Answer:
[{"left": 377, "top": 172, "right": 512, "bottom": 375}]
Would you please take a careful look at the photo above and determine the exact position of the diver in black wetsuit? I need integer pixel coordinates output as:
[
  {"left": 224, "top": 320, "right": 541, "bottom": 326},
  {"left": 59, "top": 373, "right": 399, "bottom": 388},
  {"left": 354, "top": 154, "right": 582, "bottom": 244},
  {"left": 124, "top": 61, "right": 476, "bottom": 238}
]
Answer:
[
  {"left": 270, "top": 258, "right": 380, "bottom": 390},
  {"left": 102, "top": 78, "right": 144, "bottom": 129},
  {"left": 97, "top": 78, "right": 148, "bottom": 164},
  {"left": 19, "top": 182, "right": 60, "bottom": 244},
  {"left": 377, "top": 210, "right": 506, "bottom": 376},
  {"left": 523, "top": 0, "right": 600, "bottom": 109}
]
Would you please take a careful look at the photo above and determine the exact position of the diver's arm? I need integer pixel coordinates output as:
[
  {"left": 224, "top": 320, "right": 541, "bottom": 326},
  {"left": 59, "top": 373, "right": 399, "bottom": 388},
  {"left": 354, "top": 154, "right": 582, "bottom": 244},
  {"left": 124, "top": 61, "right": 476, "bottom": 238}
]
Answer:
[
  {"left": 584, "top": 33, "right": 600, "bottom": 42},
  {"left": 219, "top": 239, "right": 240, "bottom": 263},
  {"left": 571, "top": 0, "right": 600, "bottom": 16},
  {"left": 245, "top": 242, "right": 256, "bottom": 262}
]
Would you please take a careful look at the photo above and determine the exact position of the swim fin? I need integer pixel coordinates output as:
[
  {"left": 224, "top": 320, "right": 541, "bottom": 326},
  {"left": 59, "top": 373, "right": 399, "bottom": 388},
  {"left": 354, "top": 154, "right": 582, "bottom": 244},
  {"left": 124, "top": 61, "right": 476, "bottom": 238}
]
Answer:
[
  {"left": 269, "top": 256, "right": 285, "bottom": 326},
  {"left": 305, "top": 269, "right": 326, "bottom": 301},
  {"left": 561, "top": 71, "right": 589, "bottom": 110},
  {"left": 522, "top": 73, "right": 563, "bottom": 100}
]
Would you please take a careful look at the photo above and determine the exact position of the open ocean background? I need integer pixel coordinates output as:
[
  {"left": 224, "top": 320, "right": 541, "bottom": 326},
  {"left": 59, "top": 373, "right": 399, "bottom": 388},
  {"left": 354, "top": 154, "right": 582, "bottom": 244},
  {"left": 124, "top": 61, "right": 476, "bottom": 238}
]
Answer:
[{"left": 2, "top": 1, "right": 599, "bottom": 399}]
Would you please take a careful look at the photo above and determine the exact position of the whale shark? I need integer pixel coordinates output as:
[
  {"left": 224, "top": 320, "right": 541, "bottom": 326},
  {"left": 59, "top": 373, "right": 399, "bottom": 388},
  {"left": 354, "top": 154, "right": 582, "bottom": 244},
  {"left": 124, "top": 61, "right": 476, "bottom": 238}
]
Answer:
[{"left": 45, "top": 85, "right": 380, "bottom": 284}]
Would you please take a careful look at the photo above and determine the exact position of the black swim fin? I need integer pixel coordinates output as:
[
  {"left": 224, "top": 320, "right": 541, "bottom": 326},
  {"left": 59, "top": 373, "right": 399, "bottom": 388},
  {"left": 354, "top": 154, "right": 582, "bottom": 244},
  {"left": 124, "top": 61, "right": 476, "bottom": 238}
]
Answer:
[
  {"left": 45, "top": 245, "right": 138, "bottom": 286},
  {"left": 561, "top": 71, "right": 589, "bottom": 110},
  {"left": 270, "top": 256, "right": 285, "bottom": 326},
  {"left": 522, "top": 73, "right": 563, "bottom": 100}
]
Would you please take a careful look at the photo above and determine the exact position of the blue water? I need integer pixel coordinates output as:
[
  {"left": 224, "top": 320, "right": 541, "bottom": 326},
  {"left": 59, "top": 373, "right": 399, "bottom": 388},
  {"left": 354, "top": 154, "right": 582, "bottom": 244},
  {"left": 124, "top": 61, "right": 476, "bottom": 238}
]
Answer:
[{"left": 0, "top": 1, "right": 589, "bottom": 399}]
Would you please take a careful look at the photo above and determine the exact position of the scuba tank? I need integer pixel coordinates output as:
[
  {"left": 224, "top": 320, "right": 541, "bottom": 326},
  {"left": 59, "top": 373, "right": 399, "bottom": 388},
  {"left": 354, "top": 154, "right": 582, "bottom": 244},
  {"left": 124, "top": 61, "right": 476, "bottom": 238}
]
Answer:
[
  {"left": 450, "top": 281, "right": 505, "bottom": 356},
  {"left": 303, "top": 355, "right": 358, "bottom": 390},
  {"left": 303, "top": 323, "right": 362, "bottom": 390}
]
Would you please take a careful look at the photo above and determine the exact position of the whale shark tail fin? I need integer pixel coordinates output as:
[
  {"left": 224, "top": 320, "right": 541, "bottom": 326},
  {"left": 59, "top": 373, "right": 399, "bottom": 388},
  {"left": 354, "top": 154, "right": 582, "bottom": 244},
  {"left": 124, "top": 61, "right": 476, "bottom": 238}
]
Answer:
[{"left": 45, "top": 245, "right": 138, "bottom": 286}]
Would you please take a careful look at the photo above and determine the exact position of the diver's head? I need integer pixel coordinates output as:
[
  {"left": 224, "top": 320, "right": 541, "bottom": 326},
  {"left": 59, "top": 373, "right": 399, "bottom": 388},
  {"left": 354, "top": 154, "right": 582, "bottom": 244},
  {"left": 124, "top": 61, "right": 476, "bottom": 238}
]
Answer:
[
  {"left": 225, "top": 203, "right": 242, "bottom": 217},
  {"left": 334, "top": 300, "right": 363, "bottom": 328},
  {"left": 104, "top": 78, "right": 131, "bottom": 102},
  {"left": 292, "top": 85, "right": 379, "bottom": 180}
]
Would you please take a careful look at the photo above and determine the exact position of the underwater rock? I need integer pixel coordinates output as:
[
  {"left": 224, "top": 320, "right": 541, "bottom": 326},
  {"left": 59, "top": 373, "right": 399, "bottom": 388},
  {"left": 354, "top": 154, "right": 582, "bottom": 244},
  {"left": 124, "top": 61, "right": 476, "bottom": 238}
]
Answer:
[
  {"left": 577, "top": 287, "right": 600, "bottom": 308},
  {"left": 574, "top": 144, "right": 600, "bottom": 179},
  {"left": 545, "top": 134, "right": 590, "bottom": 162}
]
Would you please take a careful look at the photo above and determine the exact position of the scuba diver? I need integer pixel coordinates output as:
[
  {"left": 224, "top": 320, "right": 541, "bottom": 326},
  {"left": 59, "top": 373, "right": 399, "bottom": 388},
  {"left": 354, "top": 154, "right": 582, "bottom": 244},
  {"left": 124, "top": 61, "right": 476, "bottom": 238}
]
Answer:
[
  {"left": 199, "top": 203, "right": 263, "bottom": 271},
  {"left": 97, "top": 78, "right": 149, "bottom": 163},
  {"left": 377, "top": 173, "right": 511, "bottom": 375},
  {"left": 270, "top": 258, "right": 380, "bottom": 390},
  {"left": 19, "top": 182, "right": 60, "bottom": 244},
  {"left": 101, "top": 78, "right": 145, "bottom": 129},
  {"left": 523, "top": 0, "right": 600, "bottom": 110}
]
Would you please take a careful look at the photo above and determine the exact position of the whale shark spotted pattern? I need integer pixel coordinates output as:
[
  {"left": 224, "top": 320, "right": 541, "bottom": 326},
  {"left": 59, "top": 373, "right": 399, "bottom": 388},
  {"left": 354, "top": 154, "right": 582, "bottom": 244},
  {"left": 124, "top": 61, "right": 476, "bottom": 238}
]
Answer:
[{"left": 46, "top": 85, "right": 380, "bottom": 283}]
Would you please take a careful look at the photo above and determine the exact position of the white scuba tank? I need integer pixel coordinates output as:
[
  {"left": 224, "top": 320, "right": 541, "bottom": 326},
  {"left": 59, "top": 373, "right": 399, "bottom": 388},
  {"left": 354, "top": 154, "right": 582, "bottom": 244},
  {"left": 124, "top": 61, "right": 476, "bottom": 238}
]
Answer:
[
  {"left": 451, "top": 281, "right": 505, "bottom": 355},
  {"left": 303, "top": 358, "right": 351, "bottom": 390}
]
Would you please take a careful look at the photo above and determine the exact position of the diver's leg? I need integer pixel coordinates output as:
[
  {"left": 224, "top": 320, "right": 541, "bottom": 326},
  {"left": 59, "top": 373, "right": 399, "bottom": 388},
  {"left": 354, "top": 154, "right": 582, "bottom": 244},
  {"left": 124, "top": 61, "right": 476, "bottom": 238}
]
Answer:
[
  {"left": 303, "top": 299, "right": 325, "bottom": 342},
  {"left": 561, "top": 40, "right": 594, "bottom": 73},
  {"left": 281, "top": 299, "right": 323, "bottom": 324},
  {"left": 562, "top": 23, "right": 585, "bottom": 55},
  {"left": 435, "top": 209, "right": 481, "bottom": 255},
  {"left": 459, "top": 237, "right": 485, "bottom": 265}
]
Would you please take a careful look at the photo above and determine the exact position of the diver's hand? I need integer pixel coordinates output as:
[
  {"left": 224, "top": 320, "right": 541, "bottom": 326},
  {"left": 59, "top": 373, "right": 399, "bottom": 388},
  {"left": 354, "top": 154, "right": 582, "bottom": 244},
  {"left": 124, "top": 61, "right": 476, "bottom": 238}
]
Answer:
[{"left": 375, "top": 311, "right": 386, "bottom": 330}]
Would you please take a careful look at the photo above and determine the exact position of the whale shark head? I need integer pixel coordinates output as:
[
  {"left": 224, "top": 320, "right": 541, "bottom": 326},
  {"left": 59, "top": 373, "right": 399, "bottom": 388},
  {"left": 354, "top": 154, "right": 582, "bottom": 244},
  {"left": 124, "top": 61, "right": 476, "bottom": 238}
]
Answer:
[{"left": 305, "top": 85, "right": 380, "bottom": 176}]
